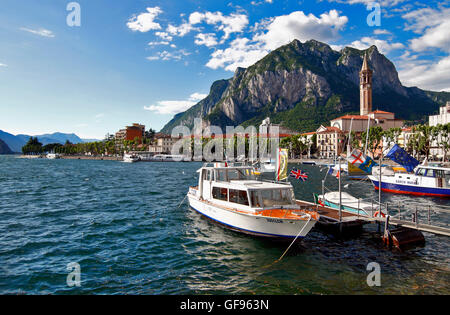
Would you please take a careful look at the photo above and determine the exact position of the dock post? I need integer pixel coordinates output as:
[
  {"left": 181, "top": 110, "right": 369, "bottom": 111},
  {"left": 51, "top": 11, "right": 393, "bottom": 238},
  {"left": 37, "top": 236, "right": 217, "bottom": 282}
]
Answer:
[
  {"left": 415, "top": 206, "right": 418, "bottom": 228},
  {"left": 338, "top": 157, "right": 343, "bottom": 234}
]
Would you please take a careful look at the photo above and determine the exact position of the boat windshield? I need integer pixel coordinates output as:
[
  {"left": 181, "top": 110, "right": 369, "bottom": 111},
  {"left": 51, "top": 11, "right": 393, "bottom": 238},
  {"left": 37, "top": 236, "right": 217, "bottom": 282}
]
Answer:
[
  {"left": 259, "top": 189, "right": 293, "bottom": 207},
  {"left": 216, "top": 168, "right": 255, "bottom": 181}
]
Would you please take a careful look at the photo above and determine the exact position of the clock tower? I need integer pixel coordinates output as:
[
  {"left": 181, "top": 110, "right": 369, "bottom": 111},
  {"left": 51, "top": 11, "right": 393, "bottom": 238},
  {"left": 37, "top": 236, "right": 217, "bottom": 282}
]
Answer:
[{"left": 360, "top": 52, "right": 373, "bottom": 116}]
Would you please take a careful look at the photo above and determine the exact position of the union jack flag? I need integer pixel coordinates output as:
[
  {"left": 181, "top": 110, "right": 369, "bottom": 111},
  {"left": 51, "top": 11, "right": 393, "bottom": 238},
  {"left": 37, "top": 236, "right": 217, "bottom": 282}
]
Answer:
[{"left": 290, "top": 169, "right": 308, "bottom": 181}]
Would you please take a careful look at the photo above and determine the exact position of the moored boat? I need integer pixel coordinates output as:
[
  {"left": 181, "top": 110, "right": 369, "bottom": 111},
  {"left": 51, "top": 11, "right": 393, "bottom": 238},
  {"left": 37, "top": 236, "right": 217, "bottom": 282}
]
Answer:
[
  {"left": 368, "top": 165, "right": 450, "bottom": 197},
  {"left": 123, "top": 153, "right": 140, "bottom": 163},
  {"left": 317, "top": 191, "right": 380, "bottom": 217},
  {"left": 187, "top": 163, "right": 319, "bottom": 239}
]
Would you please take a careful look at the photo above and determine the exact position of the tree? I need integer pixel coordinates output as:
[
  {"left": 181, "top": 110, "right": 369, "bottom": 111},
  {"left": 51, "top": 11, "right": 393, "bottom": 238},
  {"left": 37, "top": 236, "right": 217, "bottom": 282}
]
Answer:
[
  {"left": 362, "top": 126, "right": 384, "bottom": 158},
  {"left": 383, "top": 127, "right": 402, "bottom": 150},
  {"left": 22, "top": 137, "right": 43, "bottom": 155}
]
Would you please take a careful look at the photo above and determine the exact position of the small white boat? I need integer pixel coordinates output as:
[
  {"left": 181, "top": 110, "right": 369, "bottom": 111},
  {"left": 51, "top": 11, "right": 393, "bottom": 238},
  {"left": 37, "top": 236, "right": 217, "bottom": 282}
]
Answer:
[
  {"left": 46, "top": 153, "right": 61, "bottom": 159},
  {"left": 187, "top": 163, "right": 319, "bottom": 239},
  {"left": 258, "top": 159, "right": 276, "bottom": 173},
  {"left": 123, "top": 153, "right": 140, "bottom": 163},
  {"left": 318, "top": 191, "right": 380, "bottom": 217},
  {"left": 368, "top": 165, "right": 450, "bottom": 197}
]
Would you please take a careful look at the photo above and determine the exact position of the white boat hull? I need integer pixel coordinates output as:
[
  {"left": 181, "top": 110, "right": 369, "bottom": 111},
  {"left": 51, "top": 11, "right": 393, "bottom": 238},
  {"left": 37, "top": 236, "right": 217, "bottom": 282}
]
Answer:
[{"left": 188, "top": 194, "right": 317, "bottom": 239}]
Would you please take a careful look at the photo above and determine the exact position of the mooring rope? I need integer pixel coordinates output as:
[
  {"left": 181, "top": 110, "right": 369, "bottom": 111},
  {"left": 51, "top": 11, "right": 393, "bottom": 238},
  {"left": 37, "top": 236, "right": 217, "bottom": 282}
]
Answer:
[{"left": 276, "top": 214, "right": 312, "bottom": 262}]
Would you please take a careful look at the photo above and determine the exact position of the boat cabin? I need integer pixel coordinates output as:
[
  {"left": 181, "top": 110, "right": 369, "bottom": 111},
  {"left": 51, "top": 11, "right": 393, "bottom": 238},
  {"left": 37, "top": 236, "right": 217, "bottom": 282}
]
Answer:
[
  {"left": 389, "top": 165, "right": 450, "bottom": 188},
  {"left": 195, "top": 164, "right": 296, "bottom": 212}
]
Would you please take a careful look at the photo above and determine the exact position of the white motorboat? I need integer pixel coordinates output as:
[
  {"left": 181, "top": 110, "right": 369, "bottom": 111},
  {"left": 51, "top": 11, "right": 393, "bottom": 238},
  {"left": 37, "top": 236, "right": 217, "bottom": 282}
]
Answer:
[
  {"left": 317, "top": 191, "right": 381, "bottom": 217},
  {"left": 368, "top": 165, "right": 450, "bottom": 197},
  {"left": 46, "top": 153, "right": 61, "bottom": 159},
  {"left": 187, "top": 163, "right": 319, "bottom": 239},
  {"left": 123, "top": 153, "right": 140, "bottom": 163}
]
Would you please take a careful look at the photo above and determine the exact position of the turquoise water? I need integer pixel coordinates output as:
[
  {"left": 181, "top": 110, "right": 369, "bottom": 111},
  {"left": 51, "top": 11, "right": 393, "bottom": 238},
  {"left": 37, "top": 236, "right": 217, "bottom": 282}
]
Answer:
[{"left": 0, "top": 155, "right": 449, "bottom": 294}]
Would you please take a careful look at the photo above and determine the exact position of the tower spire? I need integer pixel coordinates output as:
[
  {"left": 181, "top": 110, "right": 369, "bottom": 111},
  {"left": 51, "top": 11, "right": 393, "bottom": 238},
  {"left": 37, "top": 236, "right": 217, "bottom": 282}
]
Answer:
[
  {"left": 361, "top": 52, "right": 370, "bottom": 71},
  {"left": 360, "top": 51, "right": 373, "bottom": 116}
]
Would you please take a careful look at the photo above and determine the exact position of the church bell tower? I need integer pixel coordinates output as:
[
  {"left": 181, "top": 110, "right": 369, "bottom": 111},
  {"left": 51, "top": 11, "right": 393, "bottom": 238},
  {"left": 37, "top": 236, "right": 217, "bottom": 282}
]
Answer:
[{"left": 360, "top": 52, "right": 373, "bottom": 116}]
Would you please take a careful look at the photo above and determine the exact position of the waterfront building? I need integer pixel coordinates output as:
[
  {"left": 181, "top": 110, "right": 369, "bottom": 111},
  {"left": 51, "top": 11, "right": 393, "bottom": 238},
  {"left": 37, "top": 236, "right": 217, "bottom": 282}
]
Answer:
[
  {"left": 429, "top": 102, "right": 450, "bottom": 158},
  {"left": 115, "top": 123, "right": 145, "bottom": 142},
  {"left": 316, "top": 126, "right": 345, "bottom": 159},
  {"left": 148, "top": 133, "right": 182, "bottom": 154}
]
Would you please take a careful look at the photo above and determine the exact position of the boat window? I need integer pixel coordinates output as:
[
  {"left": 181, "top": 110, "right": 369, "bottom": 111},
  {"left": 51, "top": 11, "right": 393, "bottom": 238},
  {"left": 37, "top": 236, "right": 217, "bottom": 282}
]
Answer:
[
  {"left": 417, "top": 168, "right": 426, "bottom": 176},
  {"left": 425, "top": 169, "right": 436, "bottom": 178},
  {"left": 212, "top": 187, "right": 228, "bottom": 201},
  {"left": 261, "top": 189, "right": 293, "bottom": 207},
  {"left": 250, "top": 191, "right": 261, "bottom": 208},
  {"left": 217, "top": 170, "right": 227, "bottom": 182},
  {"left": 229, "top": 189, "right": 249, "bottom": 206},
  {"left": 227, "top": 170, "right": 240, "bottom": 181},
  {"left": 207, "top": 170, "right": 212, "bottom": 181}
]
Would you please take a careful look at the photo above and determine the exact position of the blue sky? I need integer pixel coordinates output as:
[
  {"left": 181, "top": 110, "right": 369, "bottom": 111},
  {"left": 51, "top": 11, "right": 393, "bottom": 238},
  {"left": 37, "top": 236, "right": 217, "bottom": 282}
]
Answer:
[{"left": 0, "top": 0, "right": 449, "bottom": 139}]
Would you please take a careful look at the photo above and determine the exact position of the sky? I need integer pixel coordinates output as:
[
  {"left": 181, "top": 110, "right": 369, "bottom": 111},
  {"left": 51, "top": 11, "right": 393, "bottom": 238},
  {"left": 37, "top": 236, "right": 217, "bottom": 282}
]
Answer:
[{"left": 0, "top": 0, "right": 449, "bottom": 139}]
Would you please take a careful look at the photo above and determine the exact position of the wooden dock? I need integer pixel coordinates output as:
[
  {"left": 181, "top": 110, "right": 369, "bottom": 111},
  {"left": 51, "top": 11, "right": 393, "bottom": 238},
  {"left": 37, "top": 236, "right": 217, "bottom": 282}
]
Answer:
[
  {"left": 296, "top": 199, "right": 369, "bottom": 233},
  {"left": 297, "top": 198, "right": 450, "bottom": 238}
]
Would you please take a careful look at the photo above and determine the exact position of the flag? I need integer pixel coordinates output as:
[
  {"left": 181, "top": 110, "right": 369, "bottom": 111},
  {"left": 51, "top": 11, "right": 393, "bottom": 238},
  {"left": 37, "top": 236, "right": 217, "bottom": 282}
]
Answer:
[
  {"left": 348, "top": 149, "right": 366, "bottom": 165},
  {"left": 328, "top": 167, "right": 340, "bottom": 178},
  {"left": 313, "top": 193, "right": 325, "bottom": 206},
  {"left": 359, "top": 156, "right": 378, "bottom": 173},
  {"left": 276, "top": 148, "right": 288, "bottom": 181},
  {"left": 385, "top": 144, "right": 419, "bottom": 173},
  {"left": 290, "top": 169, "right": 308, "bottom": 181}
]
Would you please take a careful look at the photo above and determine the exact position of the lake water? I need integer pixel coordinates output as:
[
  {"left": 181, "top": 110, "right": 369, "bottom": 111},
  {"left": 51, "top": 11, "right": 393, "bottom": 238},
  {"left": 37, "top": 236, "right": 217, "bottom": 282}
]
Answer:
[{"left": 0, "top": 155, "right": 449, "bottom": 294}]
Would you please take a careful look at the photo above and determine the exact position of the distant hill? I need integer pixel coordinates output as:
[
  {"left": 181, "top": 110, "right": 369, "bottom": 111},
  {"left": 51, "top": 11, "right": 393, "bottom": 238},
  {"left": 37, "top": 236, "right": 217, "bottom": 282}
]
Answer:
[
  {"left": 0, "top": 130, "right": 85, "bottom": 153},
  {"left": 161, "top": 39, "right": 450, "bottom": 134},
  {"left": 0, "top": 138, "right": 13, "bottom": 155}
]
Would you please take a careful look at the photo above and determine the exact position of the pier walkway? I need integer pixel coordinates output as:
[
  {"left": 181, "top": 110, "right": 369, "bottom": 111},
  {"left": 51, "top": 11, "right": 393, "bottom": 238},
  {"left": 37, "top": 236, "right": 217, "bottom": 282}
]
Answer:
[{"left": 296, "top": 199, "right": 450, "bottom": 237}]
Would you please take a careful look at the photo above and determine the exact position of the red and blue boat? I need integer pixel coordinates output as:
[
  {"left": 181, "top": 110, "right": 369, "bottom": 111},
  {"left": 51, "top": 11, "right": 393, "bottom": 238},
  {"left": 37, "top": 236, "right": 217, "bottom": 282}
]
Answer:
[{"left": 368, "top": 165, "right": 450, "bottom": 198}]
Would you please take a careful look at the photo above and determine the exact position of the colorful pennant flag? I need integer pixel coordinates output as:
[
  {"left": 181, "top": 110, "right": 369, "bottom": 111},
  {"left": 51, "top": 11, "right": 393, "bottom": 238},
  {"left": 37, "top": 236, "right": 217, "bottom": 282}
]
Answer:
[
  {"left": 348, "top": 149, "right": 366, "bottom": 165},
  {"left": 385, "top": 144, "right": 419, "bottom": 173},
  {"left": 328, "top": 167, "right": 340, "bottom": 178},
  {"left": 276, "top": 148, "right": 288, "bottom": 181},
  {"left": 359, "top": 156, "right": 378, "bottom": 173}
]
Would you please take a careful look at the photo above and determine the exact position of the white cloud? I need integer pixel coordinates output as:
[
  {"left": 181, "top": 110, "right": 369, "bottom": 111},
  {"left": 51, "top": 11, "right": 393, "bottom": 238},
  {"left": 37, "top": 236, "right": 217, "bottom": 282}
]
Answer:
[
  {"left": 348, "top": 37, "right": 404, "bottom": 54},
  {"left": 167, "top": 22, "right": 197, "bottom": 37},
  {"left": 127, "top": 7, "right": 163, "bottom": 32},
  {"left": 144, "top": 92, "right": 207, "bottom": 115},
  {"left": 325, "top": 0, "right": 406, "bottom": 7},
  {"left": 253, "top": 10, "right": 348, "bottom": 51},
  {"left": 155, "top": 31, "right": 173, "bottom": 41},
  {"left": 206, "top": 10, "right": 349, "bottom": 72},
  {"left": 373, "top": 29, "right": 391, "bottom": 35},
  {"left": 188, "top": 11, "right": 249, "bottom": 41},
  {"left": 403, "top": 7, "right": 450, "bottom": 52},
  {"left": 20, "top": 27, "right": 55, "bottom": 38},
  {"left": 398, "top": 55, "right": 450, "bottom": 92},
  {"left": 146, "top": 50, "right": 190, "bottom": 62},
  {"left": 206, "top": 38, "right": 269, "bottom": 72},
  {"left": 194, "top": 33, "right": 219, "bottom": 47},
  {"left": 0, "top": 63, "right": 7, "bottom": 67},
  {"left": 189, "top": 93, "right": 208, "bottom": 102},
  {"left": 148, "top": 41, "right": 170, "bottom": 46}
]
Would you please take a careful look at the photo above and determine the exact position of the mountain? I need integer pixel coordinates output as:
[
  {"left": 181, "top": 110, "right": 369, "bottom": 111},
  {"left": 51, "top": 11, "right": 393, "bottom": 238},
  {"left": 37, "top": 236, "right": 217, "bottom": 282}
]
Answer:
[
  {"left": 161, "top": 39, "right": 450, "bottom": 134},
  {"left": 0, "top": 138, "right": 13, "bottom": 155},
  {"left": 0, "top": 130, "right": 85, "bottom": 153}
]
